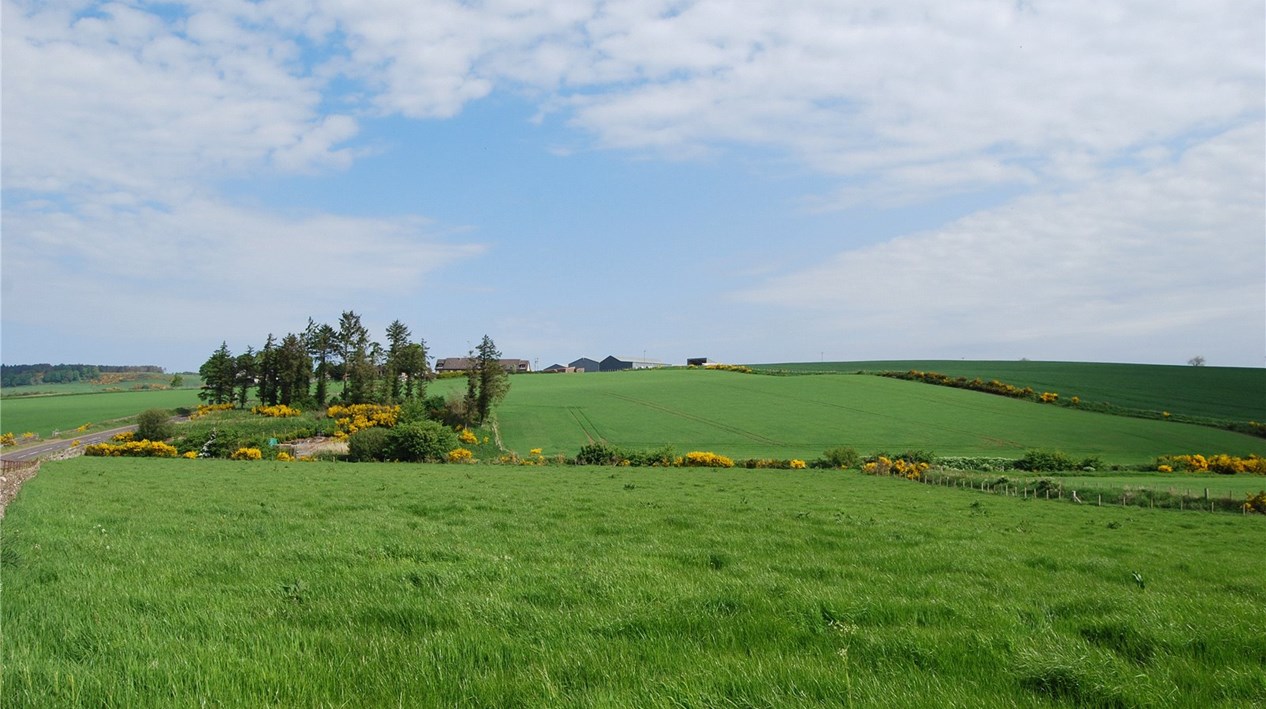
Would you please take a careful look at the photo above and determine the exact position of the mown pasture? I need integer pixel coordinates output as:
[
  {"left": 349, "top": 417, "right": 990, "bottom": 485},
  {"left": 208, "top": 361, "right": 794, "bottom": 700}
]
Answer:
[
  {"left": 433, "top": 369, "right": 1266, "bottom": 465},
  {"left": 0, "top": 388, "right": 202, "bottom": 440},
  {"left": 753, "top": 360, "right": 1266, "bottom": 423},
  {"left": 3, "top": 458, "right": 1263, "bottom": 707}
]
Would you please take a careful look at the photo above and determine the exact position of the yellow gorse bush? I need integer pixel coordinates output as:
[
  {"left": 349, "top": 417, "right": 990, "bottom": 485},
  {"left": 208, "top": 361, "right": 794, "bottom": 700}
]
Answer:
[
  {"left": 447, "top": 448, "right": 474, "bottom": 463},
  {"left": 112, "top": 431, "right": 136, "bottom": 443},
  {"left": 230, "top": 447, "right": 263, "bottom": 461},
  {"left": 182, "top": 451, "right": 198, "bottom": 459},
  {"left": 276, "top": 451, "right": 293, "bottom": 462},
  {"left": 0, "top": 433, "right": 16, "bottom": 447},
  {"left": 1160, "top": 454, "right": 1266, "bottom": 474},
  {"left": 84, "top": 440, "right": 179, "bottom": 458},
  {"left": 458, "top": 428, "right": 479, "bottom": 445},
  {"left": 191, "top": 403, "right": 235, "bottom": 419},
  {"left": 327, "top": 404, "right": 399, "bottom": 437},
  {"left": 862, "top": 456, "right": 929, "bottom": 480},
  {"left": 789, "top": 459, "right": 807, "bottom": 469},
  {"left": 680, "top": 451, "right": 735, "bottom": 468},
  {"left": 252, "top": 404, "right": 301, "bottom": 418}
]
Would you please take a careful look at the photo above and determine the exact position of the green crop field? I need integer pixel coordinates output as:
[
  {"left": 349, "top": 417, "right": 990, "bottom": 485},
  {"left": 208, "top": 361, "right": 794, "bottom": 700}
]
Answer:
[
  {"left": 3, "top": 458, "right": 1263, "bottom": 707},
  {"left": 0, "top": 389, "right": 203, "bottom": 440},
  {"left": 433, "top": 369, "right": 1266, "bottom": 465},
  {"left": 753, "top": 360, "right": 1266, "bottom": 423}
]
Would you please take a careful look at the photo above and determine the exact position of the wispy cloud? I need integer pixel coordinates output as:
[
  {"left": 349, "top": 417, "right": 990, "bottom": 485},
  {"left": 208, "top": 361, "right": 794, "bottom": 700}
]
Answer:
[{"left": 735, "top": 125, "right": 1265, "bottom": 364}]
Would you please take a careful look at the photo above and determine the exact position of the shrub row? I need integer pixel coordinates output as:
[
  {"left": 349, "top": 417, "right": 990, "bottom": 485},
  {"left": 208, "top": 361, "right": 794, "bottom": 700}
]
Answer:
[
  {"left": 878, "top": 370, "right": 1266, "bottom": 439},
  {"left": 84, "top": 440, "right": 179, "bottom": 457},
  {"left": 1156, "top": 454, "right": 1266, "bottom": 475}
]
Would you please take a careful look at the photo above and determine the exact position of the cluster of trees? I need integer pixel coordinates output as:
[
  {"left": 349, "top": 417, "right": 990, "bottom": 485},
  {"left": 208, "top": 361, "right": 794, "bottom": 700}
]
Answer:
[
  {"left": 198, "top": 311, "right": 509, "bottom": 425},
  {"left": 1, "top": 364, "right": 163, "bottom": 387}
]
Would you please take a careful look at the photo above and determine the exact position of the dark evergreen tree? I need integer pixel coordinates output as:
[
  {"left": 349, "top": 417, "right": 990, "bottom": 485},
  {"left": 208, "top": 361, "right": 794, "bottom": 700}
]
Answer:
[
  {"left": 383, "top": 319, "right": 411, "bottom": 402},
  {"left": 198, "top": 342, "right": 235, "bottom": 404},
  {"left": 257, "top": 333, "right": 280, "bottom": 406},
  {"left": 397, "top": 341, "right": 429, "bottom": 400},
  {"left": 304, "top": 319, "right": 337, "bottom": 408},
  {"left": 234, "top": 347, "right": 257, "bottom": 408},
  {"left": 337, "top": 311, "right": 375, "bottom": 404},
  {"left": 276, "top": 333, "right": 311, "bottom": 407},
  {"left": 474, "top": 335, "right": 509, "bottom": 424}
]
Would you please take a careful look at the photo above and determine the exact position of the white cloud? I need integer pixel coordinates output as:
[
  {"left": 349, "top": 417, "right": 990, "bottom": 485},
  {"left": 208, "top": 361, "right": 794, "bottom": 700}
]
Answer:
[
  {"left": 2, "top": 0, "right": 357, "bottom": 197},
  {"left": 735, "top": 125, "right": 1266, "bottom": 365},
  {"left": 1, "top": 194, "right": 485, "bottom": 346}
]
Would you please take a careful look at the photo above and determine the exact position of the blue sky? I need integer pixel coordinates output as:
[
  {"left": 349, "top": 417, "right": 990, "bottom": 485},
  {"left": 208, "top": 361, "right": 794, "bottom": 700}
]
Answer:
[{"left": 3, "top": 0, "right": 1264, "bottom": 372}]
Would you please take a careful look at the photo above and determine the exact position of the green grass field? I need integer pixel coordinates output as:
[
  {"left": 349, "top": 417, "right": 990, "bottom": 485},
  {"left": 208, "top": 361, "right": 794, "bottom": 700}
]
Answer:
[
  {"left": 436, "top": 369, "right": 1266, "bottom": 465},
  {"left": 3, "top": 458, "right": 1263, "bottom": 707},
  {"left": 753, "top": 360, "right": 1266, "bottom": 423},
  {"left": 0, "top": 389, "right": 203, "bottom": 440}
]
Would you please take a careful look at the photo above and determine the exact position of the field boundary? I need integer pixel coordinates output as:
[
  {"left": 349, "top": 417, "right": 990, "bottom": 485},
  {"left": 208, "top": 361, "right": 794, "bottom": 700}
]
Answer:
[{"left": 0, "top": 459, "right": 41, "bottom": 518}]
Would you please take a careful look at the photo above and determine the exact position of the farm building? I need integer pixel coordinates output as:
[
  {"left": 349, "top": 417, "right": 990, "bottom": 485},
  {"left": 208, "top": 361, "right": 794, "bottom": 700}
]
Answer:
[
  {"left": 599, "top": 355, "right": 665, "bottom": 372},
  {"left": 435, "top": 357, "right": 532, "bottom": 374},
  {"left": 541, "top": 364, "right": 578, "bottom": 373},
  {"left": 568, "top": 358, "right": 601, "bottom": 373},
  {"left": 686, "top": 357, "right": 709, "bottom": 367}
]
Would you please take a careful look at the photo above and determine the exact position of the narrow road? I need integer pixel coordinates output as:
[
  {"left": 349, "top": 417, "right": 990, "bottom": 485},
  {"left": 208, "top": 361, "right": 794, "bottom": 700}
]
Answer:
[{"left": 0, "top": 424, "right": 139, "bottom": 462}]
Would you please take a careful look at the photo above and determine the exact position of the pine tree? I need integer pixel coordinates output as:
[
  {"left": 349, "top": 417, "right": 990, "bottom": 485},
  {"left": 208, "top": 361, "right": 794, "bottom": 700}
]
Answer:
[
  {"left": 304, "top": 319, "right": 337, "bottom": 408},
  {"left": 198, "top": 342, "right": 235, "bottom": 404},
  {"left": 474, "top": 335, "right": 509, "bottom": 424},
  {"left": 234, "top": 347, "right": 257, "bottom": 408}
]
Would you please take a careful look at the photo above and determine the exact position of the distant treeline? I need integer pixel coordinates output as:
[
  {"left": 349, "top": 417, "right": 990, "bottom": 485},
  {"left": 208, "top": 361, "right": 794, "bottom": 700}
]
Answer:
[{"left": 1, "top": 364, "right": 165, "bottom": 387}]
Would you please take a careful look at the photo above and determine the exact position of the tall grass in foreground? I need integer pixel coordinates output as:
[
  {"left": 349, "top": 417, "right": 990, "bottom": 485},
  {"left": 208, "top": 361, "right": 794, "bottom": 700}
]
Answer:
[{"left": 4, "top": 458, "right": 1264, "bottom": 707}]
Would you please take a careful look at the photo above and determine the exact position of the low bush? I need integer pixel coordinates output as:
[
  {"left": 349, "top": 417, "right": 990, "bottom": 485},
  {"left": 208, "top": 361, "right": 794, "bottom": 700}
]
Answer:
[
  {"left": 575, "top": 443, "right": 624, "bottom": 466},
  {"left": 136, "top": 408, "right": 173, "bottom": 442},
  {"left": 1014, "top": 450, "right": 1077, "bottom": 472},
  {"left": 348, "top": 427, "right": 392, "bottom": 462},
  {"left": 388, "top": 421, "right": 459, "bottom": 463},
  {"left": 818, "top": 446, "right": 860, "bottom": 469}
]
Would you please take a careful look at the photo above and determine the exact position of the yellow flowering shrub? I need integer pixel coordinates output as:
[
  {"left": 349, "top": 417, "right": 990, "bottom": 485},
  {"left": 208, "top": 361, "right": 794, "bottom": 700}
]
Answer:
[
  {"left": 327, "top": 404, "right": 399, "bottom": 436},
  {"left": 529, "top": 448, "right": 543, "bottom": 456},
  {"left": 252, "top": 404, "right": 302, "bottom": 418},
  {"left": 276, "top": 451, "right": 293, "bottom": 462},
  {"left": 862, "top": 456, "right": 929, "bottom": 480},
  {"left": 230, "top": 447, "right": 263, "bottom": 461},
  {"left": 789, "top": 459, "right": 807, "bottom": 469},
  {"left": 1158, "top": 454, "right": 1266, "bottom": 475},
  {"left": 0, "top": 433, "right": 15, "bottom": 447},
  {"left": 458, "top": 428, "right": 479, "bottom": 445},
  {"left": 191, "top": 403, "right": 235, "bottom": 419},
  {"left": 84, "top": 440, "right": 179, "bottom": 458},
  {"left": 182, "top": 451, "right": 198, "bottom": 459},
  {"left": 1157, "top": 464, "right": 1173, "bottom": 473},
  {"left": 1040, "top": 392, "right": 1059, "bottom": 403},
  {"left": 447, "top": 447, "right": 474, "bottom": 463},
  {"left": 681, "top": 451, "right": 735, "bottom": 468},
  {"left": 1244, "top": 491, "right": 1266, "bottom": 514}
]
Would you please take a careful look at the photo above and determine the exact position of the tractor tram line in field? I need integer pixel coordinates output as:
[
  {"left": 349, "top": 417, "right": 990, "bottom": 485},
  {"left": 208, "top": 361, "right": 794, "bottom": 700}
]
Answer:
[{"left": 566, "top": 406, "right": 606, "bottom": 445}]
